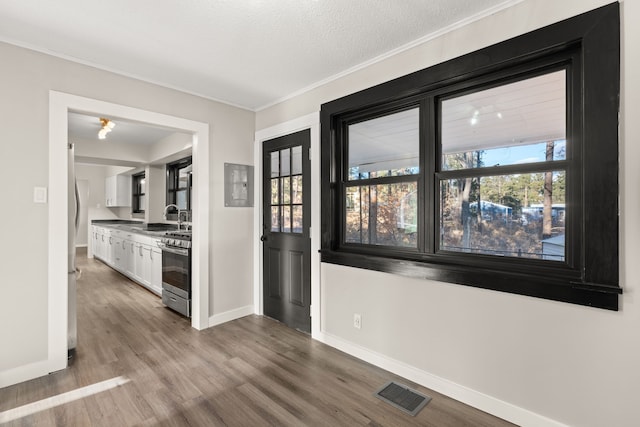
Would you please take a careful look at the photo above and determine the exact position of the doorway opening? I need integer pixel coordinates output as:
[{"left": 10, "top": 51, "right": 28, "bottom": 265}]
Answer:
[
  {"left": 48, "top": 91, "right": 210, "bottom": 374},
  {"left": 254, "top": 112, "right": 321, "bottom": 339}
]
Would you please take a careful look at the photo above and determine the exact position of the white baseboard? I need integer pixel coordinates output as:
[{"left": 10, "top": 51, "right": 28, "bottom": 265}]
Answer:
[
  {"left": 317, "top": 331, "right": 567, "bottom": 427},
  {"left": 208, "top": 305, "right": 255, "bottom": 327},
  {"left": 0, "top": 359, "right": 56, "bottom": 389}
]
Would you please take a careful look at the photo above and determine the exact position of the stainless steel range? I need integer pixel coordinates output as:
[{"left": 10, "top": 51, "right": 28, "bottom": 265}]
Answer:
[{"left": 159, "top": 231, "right": 192, "bottom": 317}]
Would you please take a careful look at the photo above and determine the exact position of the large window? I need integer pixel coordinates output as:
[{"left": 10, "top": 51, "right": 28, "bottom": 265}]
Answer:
[
  {"left": 320, "top": 4, "right": 620, "bottom": 310},
  {"left": 166, "top": 157, "right": 192, "bottom": 219}
]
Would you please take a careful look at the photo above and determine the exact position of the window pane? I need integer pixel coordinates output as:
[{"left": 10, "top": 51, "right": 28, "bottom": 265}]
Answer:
[
  {"left": 441, "top": 70, "right": 566, "bottom": 170},
  {"left": 178, "top": 165, "right": 192, "bottom": 188},
  {"left": 348, "top": 108, "right": 420, "bottom": 180},
  {"left": 292, "top": 205, "right": 303, "bottom": 233},
  {"left": 282, "top": 177, "right": 290, "bottom": 204},
  {"left": 345, "top": 182, "right": 418, "bottom": 247},
  {"left": 139, "top": 195, "right": 146, "bottom": 211},
  {"left": 270, "top": 151, "right": 279, "bottom": 178},
  {"left": 439, "top": 171, "right": 566, "bottom": 261},
  {"left": 271, "top": 178, "right": 280, "bottom": 205},
  {"left": 281, "top": 148, "right": 291, "bottom": 176},
  {"left": 271, "top": 206, "right": 280, "bottom": 232},
  {"left": 292, "top": 145, "right": 302, "bottom": 175},
  {"left": 176, "top": 189, "right": 187, "bottom": 209},
  {"left": 292, "top": 176, "right": 303, "bottom": 204},
  {"left": 282, "top": 205, "right": 291, "bottom": 233},
  {"left": 140, "top": 177, "right": 146, "bottom": 194}
]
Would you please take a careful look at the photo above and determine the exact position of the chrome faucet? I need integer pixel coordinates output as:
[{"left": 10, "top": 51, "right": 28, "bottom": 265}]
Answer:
[{"left": 163, "top": 204, "right": 182, "bottom": 229}]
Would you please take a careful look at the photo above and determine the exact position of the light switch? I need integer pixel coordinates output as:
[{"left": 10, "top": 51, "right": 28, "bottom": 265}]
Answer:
[{"left": 34, "top": 187, "right": 47, "bottom": 203}]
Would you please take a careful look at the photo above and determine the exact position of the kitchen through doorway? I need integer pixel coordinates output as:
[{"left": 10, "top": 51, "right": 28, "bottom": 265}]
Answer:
[{"left": 48, "top": 91, "right": 210, "bottom": 375}]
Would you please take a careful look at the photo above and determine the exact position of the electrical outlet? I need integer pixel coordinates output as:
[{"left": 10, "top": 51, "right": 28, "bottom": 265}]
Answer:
[{"left": 353, "top": 313, "right": 362, "bottom": 330}]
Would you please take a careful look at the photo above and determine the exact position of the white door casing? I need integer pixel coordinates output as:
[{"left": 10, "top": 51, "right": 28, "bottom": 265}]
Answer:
[
  {"left": 254, "top": 112, "right": 321, "bottom": 339},
  {"left": 47, "top": 91, "right": 210, "bottom": 378}
]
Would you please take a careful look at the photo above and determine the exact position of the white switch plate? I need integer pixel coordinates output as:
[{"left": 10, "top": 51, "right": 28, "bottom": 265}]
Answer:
[{"left": 33, "top": 187, "right": 47, "bottom": 203}]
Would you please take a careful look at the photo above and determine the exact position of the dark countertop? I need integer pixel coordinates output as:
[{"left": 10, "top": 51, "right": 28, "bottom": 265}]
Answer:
[
  {"left": 92, "top": 220, "right": 179, "bottom": 237},
  {"left": 91, "top": 219, "right": 143, "bottom": 225}
]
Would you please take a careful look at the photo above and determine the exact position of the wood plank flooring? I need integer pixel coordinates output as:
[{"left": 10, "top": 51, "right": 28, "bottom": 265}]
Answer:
[{"left": 0, "top": 249, "right": 516, "bottom": 426}]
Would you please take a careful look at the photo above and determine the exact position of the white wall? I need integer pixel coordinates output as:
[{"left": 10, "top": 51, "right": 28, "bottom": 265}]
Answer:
[
  {"left": 146, "top": 165, "right": 166, "bottom": 223},
  {"left": 256, "top": 1, "right": 640, "bottom": 426},
  {"left": 0, "top": 40, "right": 255, "bottom": 380}
]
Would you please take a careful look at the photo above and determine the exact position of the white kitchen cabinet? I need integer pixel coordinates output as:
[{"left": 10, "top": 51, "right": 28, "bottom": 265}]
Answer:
[
  {"left": 92, "top": 225, "right": 162, "bottom": 296},
  {"left": 93, "top": 226, "right": 109, "bottom": 261},
  {"left": 112, "top": 236, "right": 125, "bottom": 272},
  {"left": 133, "top": 242, "right": 145, "bottom": 284},
  {"left": 150, "top": 246, "right": 162, "bottom": 295},
  {"left": 105, "top": 175, "right": 131, "bottom": 207},
  {"left": 91, "top": 226, "right": 99, "bottom": 259},
  {"left": 124, "top": 235, "right": 136, "bottom": 278},
  {"left": 106, "top": 232, "right": 115, "bottom": 265},
  {"left": 133, "top": 240, "right": 154, "bottom": 290}
]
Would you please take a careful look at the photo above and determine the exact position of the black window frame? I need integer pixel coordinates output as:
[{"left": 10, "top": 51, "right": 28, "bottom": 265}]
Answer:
[
  {"left": 166, "top": 156, "right": 192, "bottom": 220},
  {"left": 131, "top": 171, "right": 146, "bottom": 214},
  {"left": 320, "top": 3, "right": 620, "bottom": 310}
]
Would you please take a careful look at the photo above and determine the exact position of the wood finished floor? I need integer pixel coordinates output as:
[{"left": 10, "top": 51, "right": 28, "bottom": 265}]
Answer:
[{"left": 0, "top": 249, "right": 516, "bottom": 426}]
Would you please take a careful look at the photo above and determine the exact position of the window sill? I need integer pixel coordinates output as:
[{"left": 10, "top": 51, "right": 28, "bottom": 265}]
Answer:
[{"left": 320, "top": 249, "right": 621, "bottom": 310}]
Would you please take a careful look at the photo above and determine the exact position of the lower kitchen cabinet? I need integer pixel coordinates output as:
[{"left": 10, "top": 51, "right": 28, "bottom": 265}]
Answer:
[
  {"left": 150, "top": 246, "right": 162, "bottom": 294},
  {"left": 93, "top": 226, "right": 162, "bottom": 296}
]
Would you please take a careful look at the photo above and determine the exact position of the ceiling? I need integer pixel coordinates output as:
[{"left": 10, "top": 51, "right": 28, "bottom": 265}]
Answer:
[
  {"left": 68, "top": 112, "right": 179, "bottom": 145},
  {"left": 0, "top": 0, "right": 517, "bottom": 111}
]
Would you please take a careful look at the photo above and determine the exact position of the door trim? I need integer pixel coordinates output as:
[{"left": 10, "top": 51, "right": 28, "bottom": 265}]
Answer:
[
  {"left": 47, "top": 91, "right": 210, "bottom": 379},
  {"left": 254, "top": 112, "right": 320, "bottom": 338}
]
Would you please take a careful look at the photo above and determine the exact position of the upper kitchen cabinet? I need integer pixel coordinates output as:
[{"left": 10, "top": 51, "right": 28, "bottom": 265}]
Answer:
[{"left": 105, "top": 174, "right": 131, "bottom": 207}]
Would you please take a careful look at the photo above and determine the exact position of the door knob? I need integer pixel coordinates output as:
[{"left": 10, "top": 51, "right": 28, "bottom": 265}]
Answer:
[{"left": 260, "top": 235, "right": 267, "bottom": 242}]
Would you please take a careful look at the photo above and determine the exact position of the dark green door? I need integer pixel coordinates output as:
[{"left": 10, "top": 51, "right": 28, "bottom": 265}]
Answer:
[{"left": 262, "top": 130, "right": 311, "bottom": 333}]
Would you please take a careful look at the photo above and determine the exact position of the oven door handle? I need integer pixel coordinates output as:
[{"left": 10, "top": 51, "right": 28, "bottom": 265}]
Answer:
[{"left": 157, "top": 243, "right": 189, "bottom": 257}]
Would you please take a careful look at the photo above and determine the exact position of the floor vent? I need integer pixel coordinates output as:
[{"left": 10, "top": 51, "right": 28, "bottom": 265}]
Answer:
[{"left": 374, "top": 381, "right": 431, "bottom": 417}]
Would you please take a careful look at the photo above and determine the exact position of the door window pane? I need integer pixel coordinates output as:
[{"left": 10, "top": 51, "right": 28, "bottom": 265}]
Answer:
[
  {"left": 271, "top": 206, "right": 280, "bottom": 232},
  {"left": 345, "top": 182, "right": 418, "bottom": 247},
  {"left": 292, "top": 176, "right": 303, "bottom": 204},
  {"left": 282, "top": 177, "right": 291, "bottom": 204},
  {"left": 292, "top": 145, "right": 303, "bottom": 175},
  {"left": 439, "top": 171, "right": 566, "bottom": 261},
  {"left": 348, "top": 108, "right": 420, "bottom": 180},
  {"left": 292, "top": 206, "right": 303, "bottom": 234},
  {"left": 271, "top": 152, "right": 280, "bottom": 178},
  {"left": 281, "top": 148, "right": 291, "bottom": 176},
  {"left": 271, "top": 178, "right": 280, "bottom": 204},
  {"left": 441, "top": 71, "right": 566, "bottom": 170},
  {"left": 282, "top": 206, "right": 291, "bottom": 232}
]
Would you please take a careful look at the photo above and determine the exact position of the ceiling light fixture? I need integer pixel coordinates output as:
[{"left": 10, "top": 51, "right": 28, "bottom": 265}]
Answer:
[{"left": 98, "top": 117, "right": 115, "bottom": 140}]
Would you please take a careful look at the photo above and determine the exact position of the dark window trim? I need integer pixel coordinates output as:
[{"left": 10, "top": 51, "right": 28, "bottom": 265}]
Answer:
[
  {"left": 166, "top": 156, "right": 192, "bottom": 220},
  {"left": 131, "top": 171, "right": 145, "bottom": 214},
  {"left": 320, "top": 3, "right": 620, "bottom": 310}
]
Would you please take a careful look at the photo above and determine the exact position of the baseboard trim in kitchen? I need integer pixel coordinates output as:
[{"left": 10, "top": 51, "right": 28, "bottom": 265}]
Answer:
[
  {"left": 317, "top": 331, "right": 568, "bottom": 427},
  {"left": 208, "top": 305, "right": 255, "bottom": 327}
]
